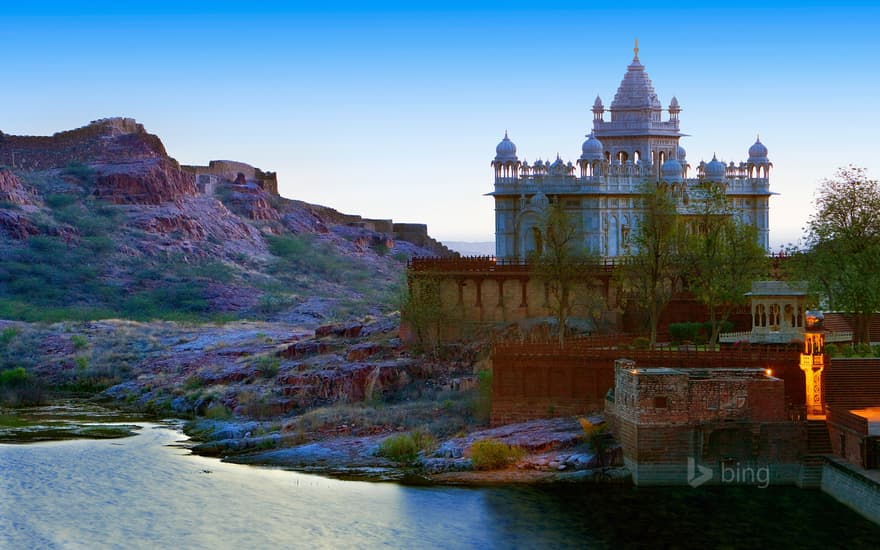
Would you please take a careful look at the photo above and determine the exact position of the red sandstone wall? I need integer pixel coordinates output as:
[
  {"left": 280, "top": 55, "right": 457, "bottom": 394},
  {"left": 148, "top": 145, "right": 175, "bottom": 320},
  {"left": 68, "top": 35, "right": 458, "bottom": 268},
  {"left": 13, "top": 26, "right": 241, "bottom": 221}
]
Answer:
[
  {"left": 490, "top": 343, "right": 799, "bottom": 426},
  {"left": 827, "top": 406, "right": 870, "bottom": 468},
  {"left": 825, "top": 358, "right": 880, "bottom": 409}
]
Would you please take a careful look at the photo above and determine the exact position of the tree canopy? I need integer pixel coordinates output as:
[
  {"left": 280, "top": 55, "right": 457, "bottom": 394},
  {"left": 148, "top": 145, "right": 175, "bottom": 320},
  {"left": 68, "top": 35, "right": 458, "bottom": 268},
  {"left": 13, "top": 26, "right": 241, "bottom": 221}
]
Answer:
[
  {"left": 618, "top": 181, "right": 683, "bottom": 347},
  {"left": 528, "top": 200, "right": 598, "bottom": 345},
  {"left": 801, "top": 166, "right": 880, "bottom": 343},
  {"left": 681, "top": 183, "right": 767, "bottom": 345}
]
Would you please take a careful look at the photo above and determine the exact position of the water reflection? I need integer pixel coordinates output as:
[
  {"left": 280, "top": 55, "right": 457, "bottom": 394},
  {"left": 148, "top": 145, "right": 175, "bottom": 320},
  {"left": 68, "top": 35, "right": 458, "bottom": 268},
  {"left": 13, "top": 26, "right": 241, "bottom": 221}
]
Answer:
[{"left": 1, "top": 422, "right": 879, "bottom": 549}]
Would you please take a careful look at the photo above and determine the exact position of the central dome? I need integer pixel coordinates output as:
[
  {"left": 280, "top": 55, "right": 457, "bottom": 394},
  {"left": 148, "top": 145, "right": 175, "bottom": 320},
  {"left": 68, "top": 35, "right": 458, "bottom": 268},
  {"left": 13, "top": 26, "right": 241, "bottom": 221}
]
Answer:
[{"left": 610, "top": 56, "right": 662, "bottom": 112}]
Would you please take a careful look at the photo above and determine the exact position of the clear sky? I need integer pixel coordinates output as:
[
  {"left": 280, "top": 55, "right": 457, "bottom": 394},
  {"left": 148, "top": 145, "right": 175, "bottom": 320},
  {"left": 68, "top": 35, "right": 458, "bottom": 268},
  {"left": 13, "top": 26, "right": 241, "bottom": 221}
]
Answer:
[{"left": 2, "top": 2, "right": 879, "bottom": 249}]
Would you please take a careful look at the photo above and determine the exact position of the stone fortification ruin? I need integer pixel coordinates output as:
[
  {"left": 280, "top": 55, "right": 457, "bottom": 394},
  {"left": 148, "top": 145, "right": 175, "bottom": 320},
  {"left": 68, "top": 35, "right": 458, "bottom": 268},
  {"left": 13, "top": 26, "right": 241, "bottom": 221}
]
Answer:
[
  {"left": 0, "top": 118, "right": 167, "bottom": 170},
  {"left": 182, "top": 160, "right": 279, "bottom": 196}
]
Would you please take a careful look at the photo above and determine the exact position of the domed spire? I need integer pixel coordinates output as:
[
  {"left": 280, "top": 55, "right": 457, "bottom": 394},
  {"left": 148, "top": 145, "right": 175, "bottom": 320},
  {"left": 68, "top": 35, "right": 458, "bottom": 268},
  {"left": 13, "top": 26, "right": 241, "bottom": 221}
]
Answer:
[
  {"left": 580, "top": 132, "right": 604, "bottom": 160},
  {"left": 748, "top": 135, "right": 769, "bottom": 162},
  {"left": 676, "top": 144, "right": 687, "bottom": 161},
  {"left": 704, "top": 154, "right": 727, "bottom": 180},
  {"left": 494, "top": 131, "right": 518, "bottom": 161},
  {"left": 661, "top": 157, "right": 683, "bottom": 183}
]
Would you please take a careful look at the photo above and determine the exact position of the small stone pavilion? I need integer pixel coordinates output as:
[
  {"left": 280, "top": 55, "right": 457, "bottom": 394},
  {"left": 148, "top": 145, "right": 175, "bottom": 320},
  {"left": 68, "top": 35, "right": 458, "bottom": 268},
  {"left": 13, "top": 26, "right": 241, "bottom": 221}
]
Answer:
[
  {"left": 720, "top": 281, "right": 853, "bottom": 345},
  {"left": 744, "top": 281, "right": 809, "bottom": 344}
]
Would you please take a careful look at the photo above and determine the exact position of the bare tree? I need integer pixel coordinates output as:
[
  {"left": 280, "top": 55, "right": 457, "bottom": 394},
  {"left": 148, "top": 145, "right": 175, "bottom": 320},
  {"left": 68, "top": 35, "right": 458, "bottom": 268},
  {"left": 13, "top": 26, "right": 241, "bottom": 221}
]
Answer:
[{"left": 528, "top": 200, "right": 597, "bottom": 346}]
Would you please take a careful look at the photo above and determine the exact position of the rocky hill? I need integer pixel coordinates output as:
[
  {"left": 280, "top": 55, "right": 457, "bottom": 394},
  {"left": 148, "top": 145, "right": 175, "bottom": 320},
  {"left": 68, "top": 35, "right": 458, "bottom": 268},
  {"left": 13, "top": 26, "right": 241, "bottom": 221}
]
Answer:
[{"left": 0, "top": 118, "right": 451, "bottom": 324}]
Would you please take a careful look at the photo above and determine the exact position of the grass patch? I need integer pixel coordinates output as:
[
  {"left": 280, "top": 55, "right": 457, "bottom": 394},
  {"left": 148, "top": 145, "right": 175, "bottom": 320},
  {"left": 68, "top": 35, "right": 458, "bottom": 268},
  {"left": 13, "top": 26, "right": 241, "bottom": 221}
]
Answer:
[
  {"left": 469, "top": 438, "right": 525, "bottom": 470},
  {"left": 377, "top": 429, "right": 436, "bottom": 463},
  {"left": 254, "top": 356, "right": 280, "bottom": 378}
]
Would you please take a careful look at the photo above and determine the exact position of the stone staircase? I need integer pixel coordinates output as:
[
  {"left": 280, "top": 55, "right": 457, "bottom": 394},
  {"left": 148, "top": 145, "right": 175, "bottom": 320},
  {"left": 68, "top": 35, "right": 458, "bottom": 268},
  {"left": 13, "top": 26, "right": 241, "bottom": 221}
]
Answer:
[{"left": 798, "top": 420, "right": 832, "bottom": 488}]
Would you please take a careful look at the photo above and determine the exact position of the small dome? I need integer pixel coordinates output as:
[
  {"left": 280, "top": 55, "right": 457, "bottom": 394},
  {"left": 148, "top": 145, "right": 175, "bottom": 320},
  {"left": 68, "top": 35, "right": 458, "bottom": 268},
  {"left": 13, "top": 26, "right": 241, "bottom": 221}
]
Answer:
[
  {"left": 592, "top": 95, "right": 604, "bottom": 110},
  {"left": 495, "top": 131, "right": 517, "bottom": 160},
  {"left": 676, "top": 145, "right": 687, "bottom": 161},
  {"left": 580, "top": 132, "right": 604, "bottom": 160},
  {"left": 704, "top": 154, "right": 727, "bottom": 180},
  {"left": 661, "top": 158, "right": 683, "bottom": 182},
  {"left": 748, "top": 136, "right": 769, "bottom": 162},
  {"left": 669, "top": 96, "right": 680, "bottom": 110}
]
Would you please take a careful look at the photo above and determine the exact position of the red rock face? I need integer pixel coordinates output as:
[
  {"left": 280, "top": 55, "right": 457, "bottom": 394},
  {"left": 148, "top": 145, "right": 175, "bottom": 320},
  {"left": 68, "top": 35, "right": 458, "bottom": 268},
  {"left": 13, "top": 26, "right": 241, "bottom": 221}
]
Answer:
[
  {"left": 93, "top": 158, "right": 197, "bottom": 205},
  {"left": 223, "top": 183, "right": 280, "bottom": 221},
  {"left": 0, "top": 210, "right": 39, "bottom": 239},
  {"left": 0, "top": 170, "right": 33, "bottom": 205}
]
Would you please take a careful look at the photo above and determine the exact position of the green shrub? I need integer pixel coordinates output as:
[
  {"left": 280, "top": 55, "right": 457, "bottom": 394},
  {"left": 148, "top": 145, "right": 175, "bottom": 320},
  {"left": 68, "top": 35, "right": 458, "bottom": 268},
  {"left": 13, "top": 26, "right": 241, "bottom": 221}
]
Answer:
[
  {"left": 204, "top": 403, "right": 232, "bottom": 420},
  {"left": 45, "top": 193, "right": 79, "bottom": 209},
  {"left": 632, "top": 336, "right": 650, "bottom": 350},
  {"left": 669, "top": 322, "right": 700, "bottom": 343},
  {"left": 255, "top": 356, "right": 280, "bottom": 378},
  {"left": 377, "top": 429, "right": 436, "bottom": 463},
  {"left": 71, "top": 335, "right": 88, "bottom": 350},
  {"left": 855, "top": 343, "right": 873, "bottom": 357},
  {"left": 469, "top": 438, "right": 525, "bottom": 470},
  {"left": 61, "top": 162, "right": 95, "bottom": 183},
  {"left": 0, "top": 327, "right": 20, "bottom": 349},
  {"left": 378, "top": 433, "right": 419, "bottom": 462},
  {"left": 0, "top": 367, "right": 28, "bottom": 386},
  {"left": 825, "top": 343, "right": 839, "bottom": 357}
]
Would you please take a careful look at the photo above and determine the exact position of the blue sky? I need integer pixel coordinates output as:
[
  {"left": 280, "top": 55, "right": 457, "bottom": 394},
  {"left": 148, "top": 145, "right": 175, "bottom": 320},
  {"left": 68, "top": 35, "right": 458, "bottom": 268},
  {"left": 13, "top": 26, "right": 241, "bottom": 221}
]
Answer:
[{"left": 2, "top": 2, "right": 879, "bottom": 248}]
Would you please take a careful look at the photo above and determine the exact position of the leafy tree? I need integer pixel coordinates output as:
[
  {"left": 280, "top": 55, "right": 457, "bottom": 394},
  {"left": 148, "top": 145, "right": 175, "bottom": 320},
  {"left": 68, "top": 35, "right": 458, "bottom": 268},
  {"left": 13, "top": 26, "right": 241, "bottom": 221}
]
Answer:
[
  {"left": 619, "top": 182, "right": 683, "bottom": 348},
  {"left": 683, "top": 184, "right": 767, "bottom": 345},
  {"left": 801, "top": 166, "right": 880, "bottom": 344},
  {"left": 528, "top": 200, "right": 598, "bottom": 345}
]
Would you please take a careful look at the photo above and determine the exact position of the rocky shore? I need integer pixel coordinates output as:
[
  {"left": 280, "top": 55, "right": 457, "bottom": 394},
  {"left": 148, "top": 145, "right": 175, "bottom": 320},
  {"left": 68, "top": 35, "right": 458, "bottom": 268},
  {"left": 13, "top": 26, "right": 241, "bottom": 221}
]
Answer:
[{"left": 1, "top": 314, "right": 626, "bottom": 486}]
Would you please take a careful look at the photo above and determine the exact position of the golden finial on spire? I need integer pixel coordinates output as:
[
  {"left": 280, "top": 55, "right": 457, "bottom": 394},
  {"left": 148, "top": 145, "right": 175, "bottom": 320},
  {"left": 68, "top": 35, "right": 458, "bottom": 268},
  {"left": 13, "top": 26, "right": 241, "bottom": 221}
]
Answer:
[{"left": 634, "top": 37, "right": 639, "bottom": 59}]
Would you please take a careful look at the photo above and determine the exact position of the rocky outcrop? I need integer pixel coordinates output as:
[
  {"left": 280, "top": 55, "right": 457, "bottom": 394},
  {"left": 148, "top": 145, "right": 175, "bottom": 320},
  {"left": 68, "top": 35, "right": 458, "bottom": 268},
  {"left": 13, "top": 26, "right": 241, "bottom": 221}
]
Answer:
[
  {"left": 0, "top": 170, "right": 33, "bottom": 205},
  {"left": 221, "top": 183, "right": 281, "bottom": 221},
  {"left": 93, "top": 158, "right": 197, "bottom": 205},
  {"left": 276, "top": 360, "right": 413, "bottom": 406},
  {"left": 0, "top": 210, "right": 39, "bottom": 239},
  {"left": 126, "top": 196, "right": 267, "bottom": 258}
]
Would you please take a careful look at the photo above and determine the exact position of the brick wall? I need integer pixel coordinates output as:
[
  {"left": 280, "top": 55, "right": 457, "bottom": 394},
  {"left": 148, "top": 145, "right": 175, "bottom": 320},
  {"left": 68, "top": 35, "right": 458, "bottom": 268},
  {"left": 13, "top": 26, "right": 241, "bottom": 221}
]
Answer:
[
  {"left": 490, "top": 344, "right": 799, "bottom": 427},
  {"left": 827, "top": 406, "right": 870, "bottom": 467},
  {"left": 826, "top": 358, "right": 880, "bottom": 409}
]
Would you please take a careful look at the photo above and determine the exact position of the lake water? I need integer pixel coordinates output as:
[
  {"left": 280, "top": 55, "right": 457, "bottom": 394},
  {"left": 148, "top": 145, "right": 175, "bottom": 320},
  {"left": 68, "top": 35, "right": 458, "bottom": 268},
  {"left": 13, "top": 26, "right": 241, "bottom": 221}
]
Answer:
[{"left": 2, "top": 420, "right": 879, "bottom": 549}]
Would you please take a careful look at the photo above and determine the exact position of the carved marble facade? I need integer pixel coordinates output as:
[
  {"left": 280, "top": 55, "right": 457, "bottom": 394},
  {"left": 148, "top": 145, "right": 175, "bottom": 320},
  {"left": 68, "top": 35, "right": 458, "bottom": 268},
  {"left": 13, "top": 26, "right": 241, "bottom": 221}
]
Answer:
[{"left": 490, "top": 44, "right": 773, "bottom": 260}]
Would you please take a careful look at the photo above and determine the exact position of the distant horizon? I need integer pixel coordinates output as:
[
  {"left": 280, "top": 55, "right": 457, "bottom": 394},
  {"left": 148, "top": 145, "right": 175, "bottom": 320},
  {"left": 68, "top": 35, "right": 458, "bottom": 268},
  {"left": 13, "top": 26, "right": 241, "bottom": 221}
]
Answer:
[{"left": 2, "top": 2, "right": 877, "bottom": 250}]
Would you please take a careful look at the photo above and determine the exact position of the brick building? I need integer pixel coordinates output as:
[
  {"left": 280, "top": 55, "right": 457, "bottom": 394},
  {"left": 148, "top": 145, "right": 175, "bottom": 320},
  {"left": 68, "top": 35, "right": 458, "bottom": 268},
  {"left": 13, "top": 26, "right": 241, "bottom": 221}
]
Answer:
[{"left": 608, "top": 358, "right": 806, "bottom": 485}]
